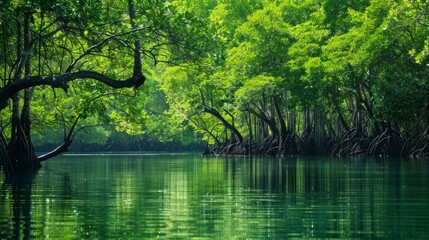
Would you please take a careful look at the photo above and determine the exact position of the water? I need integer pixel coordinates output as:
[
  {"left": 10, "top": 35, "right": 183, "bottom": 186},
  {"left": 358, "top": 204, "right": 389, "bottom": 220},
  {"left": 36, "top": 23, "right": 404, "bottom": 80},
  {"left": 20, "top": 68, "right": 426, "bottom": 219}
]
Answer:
[{"left": 1, "top": 154, "right": 429, "bottom": 239}]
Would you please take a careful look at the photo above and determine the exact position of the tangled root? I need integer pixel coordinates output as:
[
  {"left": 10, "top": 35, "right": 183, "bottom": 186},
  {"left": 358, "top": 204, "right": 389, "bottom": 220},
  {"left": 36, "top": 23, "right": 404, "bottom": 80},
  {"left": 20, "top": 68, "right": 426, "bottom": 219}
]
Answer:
[{"left": 406, "top": 128, "right": 429, "bottom": 157}]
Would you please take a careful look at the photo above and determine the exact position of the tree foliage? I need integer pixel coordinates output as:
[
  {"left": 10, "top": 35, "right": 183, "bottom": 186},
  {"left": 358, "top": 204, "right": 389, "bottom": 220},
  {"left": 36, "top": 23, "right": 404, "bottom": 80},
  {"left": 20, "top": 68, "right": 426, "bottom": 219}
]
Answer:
[{"left": 157, "top": 0, "right": 429, "bottom": 157}]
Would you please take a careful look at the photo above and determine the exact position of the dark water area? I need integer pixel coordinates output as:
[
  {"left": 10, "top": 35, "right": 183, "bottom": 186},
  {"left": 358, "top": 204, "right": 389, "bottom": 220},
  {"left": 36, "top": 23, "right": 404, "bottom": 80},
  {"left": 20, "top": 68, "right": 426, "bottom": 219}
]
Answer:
[{"left": 1, "top": 154, "right": 429, "bottom": 239}]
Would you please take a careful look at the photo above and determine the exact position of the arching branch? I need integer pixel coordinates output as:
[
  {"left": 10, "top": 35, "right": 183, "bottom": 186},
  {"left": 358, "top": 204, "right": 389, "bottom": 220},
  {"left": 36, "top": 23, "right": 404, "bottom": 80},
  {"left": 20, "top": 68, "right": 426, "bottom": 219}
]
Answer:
[
  {"left": 203, "top": 106, "right": 244, "bottom": 142},
  {"left": 0, "top": 70, "right": 145, "bottom": 110}
]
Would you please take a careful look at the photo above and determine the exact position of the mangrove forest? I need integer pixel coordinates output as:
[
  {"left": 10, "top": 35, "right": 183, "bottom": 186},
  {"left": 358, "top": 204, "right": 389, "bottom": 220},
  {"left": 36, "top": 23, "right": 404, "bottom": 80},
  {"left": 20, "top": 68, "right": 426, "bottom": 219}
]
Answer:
[{"left": 2, "top": 0, "right": 429, "bottom": 180}]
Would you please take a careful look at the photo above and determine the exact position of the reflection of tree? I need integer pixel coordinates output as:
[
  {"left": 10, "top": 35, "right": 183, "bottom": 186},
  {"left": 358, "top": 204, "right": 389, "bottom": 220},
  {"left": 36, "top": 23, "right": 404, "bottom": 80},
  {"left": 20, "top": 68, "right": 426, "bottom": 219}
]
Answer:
[
  {"left": 0, "top": 182, "right": 13, "bottom": 237},
  {"left": 0, "top": 175, "right": 35, "bottom": 239},
  {"left": 242, "top": 157, "right": 292, "bottom": 193},
  {"left": 0, "top": 170, "right": 75, "bottom": 239}
]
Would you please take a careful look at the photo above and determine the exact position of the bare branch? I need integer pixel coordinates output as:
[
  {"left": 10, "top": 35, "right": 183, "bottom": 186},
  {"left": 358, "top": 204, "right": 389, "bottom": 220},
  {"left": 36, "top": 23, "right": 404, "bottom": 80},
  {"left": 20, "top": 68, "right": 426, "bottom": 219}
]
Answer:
[{"left": 66, "top": 27, "right": 149, "bottom": 73}]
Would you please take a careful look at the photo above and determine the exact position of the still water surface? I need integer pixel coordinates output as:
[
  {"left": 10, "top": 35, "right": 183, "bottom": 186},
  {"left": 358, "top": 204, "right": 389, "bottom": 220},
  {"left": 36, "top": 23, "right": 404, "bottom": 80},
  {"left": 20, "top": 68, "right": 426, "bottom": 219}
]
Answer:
[{"left": 1, "top": 154, "right": 429, "bottom": 239}]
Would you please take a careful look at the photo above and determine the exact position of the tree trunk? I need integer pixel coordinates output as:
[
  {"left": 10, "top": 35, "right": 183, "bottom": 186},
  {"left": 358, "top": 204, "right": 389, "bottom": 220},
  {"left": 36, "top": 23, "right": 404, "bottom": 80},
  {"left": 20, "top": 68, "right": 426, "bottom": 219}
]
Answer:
[
  {"left": 247, "top": 103, "right": 253, "bottom": 155},
  {"left": 203, "top": 106, "right": 244, "bottom": 142},
  {"left": 248, "top": 106, "right": 280, "bottom": 138},
  {"left": 3, "top": 10, "right": 41, "bottom": 179},
  {"left": 273, "top": 95, "right": 287, "bottom": 137},
  {"left": 336, "top": 105, "right": 350, "bottom": 132}
]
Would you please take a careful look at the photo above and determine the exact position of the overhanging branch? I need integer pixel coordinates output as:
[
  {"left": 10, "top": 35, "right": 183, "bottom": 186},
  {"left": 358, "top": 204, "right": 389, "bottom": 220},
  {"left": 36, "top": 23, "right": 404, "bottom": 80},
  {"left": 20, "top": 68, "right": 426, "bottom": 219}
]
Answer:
[{"left": 0, "top": 70, "right": 145, "bottom": 110}]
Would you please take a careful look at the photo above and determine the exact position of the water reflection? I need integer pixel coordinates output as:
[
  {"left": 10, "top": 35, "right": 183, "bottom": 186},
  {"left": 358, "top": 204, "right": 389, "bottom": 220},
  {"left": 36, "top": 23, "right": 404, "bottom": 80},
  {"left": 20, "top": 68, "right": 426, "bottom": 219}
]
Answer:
[
  {"left": 1, "top": 155, "right": 429, "bottom": 239},
  {"left": 0, "top": 175, "right": 33, "bottom": 239}
]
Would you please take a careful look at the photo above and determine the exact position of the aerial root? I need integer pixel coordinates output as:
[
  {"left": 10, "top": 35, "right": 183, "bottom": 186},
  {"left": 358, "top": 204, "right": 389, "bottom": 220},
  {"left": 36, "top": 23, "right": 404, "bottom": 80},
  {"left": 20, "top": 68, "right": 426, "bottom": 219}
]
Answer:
[{"left": 204, "top": 127, "right": 427, "bottom": 158}]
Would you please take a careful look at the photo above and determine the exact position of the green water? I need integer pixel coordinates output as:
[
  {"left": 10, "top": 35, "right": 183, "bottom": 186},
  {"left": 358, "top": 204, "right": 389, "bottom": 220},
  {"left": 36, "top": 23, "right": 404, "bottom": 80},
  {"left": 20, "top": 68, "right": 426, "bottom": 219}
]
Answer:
[{"left": 1, "top": 154, "right": 429, "bottom": 239}]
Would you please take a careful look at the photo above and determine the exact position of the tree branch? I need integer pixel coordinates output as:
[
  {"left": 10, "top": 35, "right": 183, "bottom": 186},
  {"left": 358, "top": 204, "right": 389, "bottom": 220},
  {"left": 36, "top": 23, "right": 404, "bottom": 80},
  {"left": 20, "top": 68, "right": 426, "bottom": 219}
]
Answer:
[
  {"left": 65, "top": 26, "right": 149, "bottom": 73},
  {"left": 0, "top": 70, "right": 145, "bottom": 110},
  {"left": 203, "top": 106, "right": 244, "bottom": 142}
]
